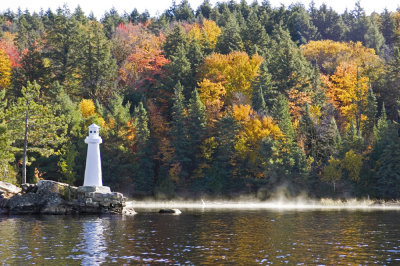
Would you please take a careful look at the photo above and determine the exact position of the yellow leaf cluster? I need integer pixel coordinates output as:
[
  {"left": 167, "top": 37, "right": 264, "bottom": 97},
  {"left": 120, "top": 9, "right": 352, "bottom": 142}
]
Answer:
[
  {"left": 0, "top": 48, "right": 11, "bottom": 90},
  {"left": 232, "top": 105, "right": 283, "bottom": 158},
  {"left": 188, "top": 19, "right": 221, "bottom": 49},
  {"left": 199, "top": 51, "right": 263, "bottom": 102},
  {"left": 79, "top": 99, "right": 96, "bottom": 118},
  {"left": 328, "top": 62, "right": 369, "bottom": 124},
  {"left": 198, "top": 78, "right": 226, "bottom": 122},
  {"left": 342, "top": 149, "right": 362, "bottom": 182},
  {"left": 301, "top": 40, "right": 382, "bottom": 75}
]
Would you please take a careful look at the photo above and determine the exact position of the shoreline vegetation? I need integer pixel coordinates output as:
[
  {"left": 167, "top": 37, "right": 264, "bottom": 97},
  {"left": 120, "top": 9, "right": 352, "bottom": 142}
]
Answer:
[{"left": 1, "top": 1, "right": 400, "bottom": 200}]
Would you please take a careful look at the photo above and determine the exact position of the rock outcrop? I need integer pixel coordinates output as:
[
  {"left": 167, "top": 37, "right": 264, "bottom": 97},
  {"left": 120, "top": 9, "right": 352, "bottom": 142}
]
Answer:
[{"left": 0, "top": 180, "right": 134, "bottom": 215}]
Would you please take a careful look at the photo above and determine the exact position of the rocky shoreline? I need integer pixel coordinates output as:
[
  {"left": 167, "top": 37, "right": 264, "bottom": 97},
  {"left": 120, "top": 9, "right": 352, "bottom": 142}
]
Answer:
[{"left": 0, "top": 180, "right": 135, "bottom": 215}]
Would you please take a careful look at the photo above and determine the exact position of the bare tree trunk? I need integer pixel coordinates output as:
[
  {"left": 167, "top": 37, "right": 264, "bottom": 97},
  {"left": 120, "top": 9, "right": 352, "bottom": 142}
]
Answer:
[{"left": 22, "top": 108, "right": 29, "bottom": 184}]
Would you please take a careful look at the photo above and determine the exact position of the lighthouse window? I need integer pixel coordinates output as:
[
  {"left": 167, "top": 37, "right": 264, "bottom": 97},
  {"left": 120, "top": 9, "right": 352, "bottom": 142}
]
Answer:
[
  {"left": 94, "top": 131, "right": 96, "bottom": 133},
  {"left": 90, "top": 131, "right": 92, "bottom": 133}
]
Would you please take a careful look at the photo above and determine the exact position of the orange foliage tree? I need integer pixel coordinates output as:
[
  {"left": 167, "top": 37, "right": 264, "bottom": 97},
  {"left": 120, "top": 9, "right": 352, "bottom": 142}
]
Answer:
[
  {"left": 113, "top": 22, "right": 169, "bottom": 89},
  {"left": 0, "top": 32, "right": 20, "bottom": 68},
  {"left": 327, "top": 62, "right": 370, "bottom": 129}
]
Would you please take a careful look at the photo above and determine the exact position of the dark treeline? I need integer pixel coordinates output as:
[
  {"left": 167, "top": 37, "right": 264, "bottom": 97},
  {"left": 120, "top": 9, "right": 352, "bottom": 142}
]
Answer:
[{"left": 1, "top": 0, "right": 400, "bottom": 199}]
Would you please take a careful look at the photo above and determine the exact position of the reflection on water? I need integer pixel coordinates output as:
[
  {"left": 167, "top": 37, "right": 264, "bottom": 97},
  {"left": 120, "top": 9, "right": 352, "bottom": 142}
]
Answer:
[
  {"left": 79, "top": 218, "right": 108, "bottom": 265},
  {"left": 1, "top": 209, "right": 400, "bottom": 264}
]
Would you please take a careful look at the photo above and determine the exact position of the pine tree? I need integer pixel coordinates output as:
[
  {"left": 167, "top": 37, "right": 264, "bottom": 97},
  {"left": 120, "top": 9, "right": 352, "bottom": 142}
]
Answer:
[
  {"left": 170, "top": 82, "right": 190, "bottom": 186},
  {"left": 383, "top": 48, "right": 400, "bottom": 121},
  {"left": 187, "top": 89, "right": 207, "bottom": 178},
  {"left": 241, "top": 10, "right": 269, "bottom": 55},
  {"left": 165, "top": 44, "right": 192, "bottom": 99},
  {"left": 196, "top": 0, "right": 212, "bottom": 19},
  {"left": 45, "top": 7, "right": 81, "bottom": 85},
  {"left": 0, "top": 90, "right": 15, "bottom": 183},
  {"left": 380, "top": 9, "right": 397, "bottom": 47},
  {"left": 300, "top": 104, "right": 318, "bottom": 160},
  {"left": 78, "top": 20, "right": 117, "bottom": 103},
  {"left": 216, "top": 14, "right": 244, "bottom": 54},
  {"left": 9, "top": 81, "right": 67, "bottom": 184},
  {"left": 268, "top": 27, "right": 314, "bottom": 94},
  {"left": 251, "top": 85, "right": 267, "bottom": 115},
  {"left": 208, "top": 112, "right": 239, "bottom": 193},
  {"left": 271, "top": 94, "right": 294, "bottom": 141},
  {"left": 287, "top": 4, "right": 319, "bottom": 44},
  {"left": 133, "top": 102, "right": 154, "bottom": 194},
  {"left": 363, "top": 87, "right": 377, "bottom": 139},
  {"left": 164, "top": 25, "right": 188, "bottom": 59}
]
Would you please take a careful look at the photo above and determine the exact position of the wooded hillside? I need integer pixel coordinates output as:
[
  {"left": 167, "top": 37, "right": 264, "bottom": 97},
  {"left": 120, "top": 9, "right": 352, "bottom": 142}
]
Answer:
[{"left": 1, "top": 0, "right": 400, "bottom": 199}]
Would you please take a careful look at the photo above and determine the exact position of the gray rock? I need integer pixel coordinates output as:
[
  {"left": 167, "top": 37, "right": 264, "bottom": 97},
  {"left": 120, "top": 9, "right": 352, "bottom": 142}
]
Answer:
[
  {"left": 0, "top": 181, "right": 22, "bottom": 195},
  {"left": 0, "top": 180, "right": 126, "bottom": 215}
]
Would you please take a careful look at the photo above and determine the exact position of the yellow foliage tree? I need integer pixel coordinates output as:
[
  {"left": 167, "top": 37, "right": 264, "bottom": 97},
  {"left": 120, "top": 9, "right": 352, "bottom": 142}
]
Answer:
[
  {"left": 342, "top": 149, "right": 362, "bottom": 182},
  {"left": 321, "top": 156, "right": 342, "bottom": 192},
  {"left": 232, "top": 104, "right": 283, "bottom": 159},
  {"left": 0, "top": 48, "right": 11, "bottom": 90},
  {"left": 328, "top": 62, "right": 369, "bottom": 129},
  {"left": 188, "top": 19, "right": 221, "bottom": 50},
  {"left": 199, "top": 51, "right": 263, "bottom": 103},
  {"left": 197, "top": 78, "right": 226, "bottom": 123},
  {"left": 79, "top": 99, "right": 96, "bottom": 118},
  {"left": 301, "top": 40, "right": 382, "bottom": 75}
]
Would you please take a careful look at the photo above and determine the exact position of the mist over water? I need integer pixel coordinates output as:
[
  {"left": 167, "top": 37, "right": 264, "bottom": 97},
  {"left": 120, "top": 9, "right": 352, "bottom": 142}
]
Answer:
[{"left": 128, "top": 197, "right": 400, "bottom": 211}]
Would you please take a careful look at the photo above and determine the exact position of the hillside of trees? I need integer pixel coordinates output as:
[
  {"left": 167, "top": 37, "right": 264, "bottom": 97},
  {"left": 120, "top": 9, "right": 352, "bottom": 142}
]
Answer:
[{"left": 1, "top": 0, "right": 400, "bottom": 199}]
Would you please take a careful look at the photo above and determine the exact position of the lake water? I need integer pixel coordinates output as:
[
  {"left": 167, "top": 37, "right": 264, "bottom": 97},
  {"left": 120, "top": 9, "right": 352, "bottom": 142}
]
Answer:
[{"left": 1, "top": 201, "right": 400, "bottom": 264}]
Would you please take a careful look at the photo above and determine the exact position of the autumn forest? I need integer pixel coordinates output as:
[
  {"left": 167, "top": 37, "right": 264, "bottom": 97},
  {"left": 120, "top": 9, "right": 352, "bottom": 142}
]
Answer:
[{"left": 0, "top": 0, "right": 400, "bottom": 199}]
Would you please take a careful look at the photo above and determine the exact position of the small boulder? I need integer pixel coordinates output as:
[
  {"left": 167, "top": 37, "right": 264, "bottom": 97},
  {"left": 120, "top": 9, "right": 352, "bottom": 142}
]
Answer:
[
  {"left": 122, "top": 207, "right": 136, "bottom": 215},
  {"left": 159, "top": 208, "right": 181, "bottom": 214}
]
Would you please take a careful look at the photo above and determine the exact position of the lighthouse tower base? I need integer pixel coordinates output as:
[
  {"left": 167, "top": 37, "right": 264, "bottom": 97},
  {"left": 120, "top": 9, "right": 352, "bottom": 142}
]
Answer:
[{"left": 77, "top": 186, "right": 111, "bottom": 194}]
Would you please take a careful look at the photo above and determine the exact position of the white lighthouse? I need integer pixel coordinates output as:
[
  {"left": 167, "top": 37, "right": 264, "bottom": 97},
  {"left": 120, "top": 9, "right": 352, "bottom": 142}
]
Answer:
[{"left": 84, "top": 124, "right": 103, "bottom": 187}]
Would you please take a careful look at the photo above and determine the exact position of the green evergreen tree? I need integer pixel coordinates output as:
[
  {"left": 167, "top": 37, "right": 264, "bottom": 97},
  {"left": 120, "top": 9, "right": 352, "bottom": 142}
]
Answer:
[
  {"left": 15, "top": 41, "right": 51, "bottom": 89},
  {"left": 241, "top": 10, "right": 269, "bottom": 55},
  {"left": 363, "top": 87, "right": 378, "bottom": 139},
  {"left": 101, "top": 8, "right": 126, "bottom": 39},
  {"left": 45, "top": 7, "right": 81, "bottom": 85},
  {"left": 196, "top": 0, "right": 212, "bottom": 19},
  {"left": 187, "top": 89, "right": 207, "bottom": 179},
  {"left": 310, "top": 3, "right": 347, "bottom": 41},
  {"left": 207, "top": 112, "right": 239, "bottom": 193},
  {"left": 251, "top": 85, "right": 267, "bottom": 115},
  {"left": 342, "top": 121, "right": 364, "bottom": 154},
  {"left": 165, "top": 44, "right": 192, "bottom": 99},
  {"left": 380, "top": 9, "right": 397, "bottom": 47},
  {"left": 8, "top": 81, "right": 67, "bottom": 184},
  {"left": 287, "top": 4, "right": 319, "bottom": 44},
  {"left": 268, "top": 26, "right": 314, "bottom": 94},
  {"left": 383, "top": 48, "right": 400, "bottom": 121},
  {"left": 271, "top": 94, "right": 294, "bottom": 141},
  {"left": 133, "top": 102, "right": 154, "bottom": 194},
  {"left": 216, "top": 14, "right": 244, "bottom": 54},
  {"left": 0, "top": 90, "right": 15, "bottom": 183},
  {"left": 78, "top": 21, "right": 117, "bottom": 103},
  {"left": 164, "top": 25, "right": 188, "bottom": 59},
  {"left": 170, "top": 82, "right": 190, "bottom": 187}
]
